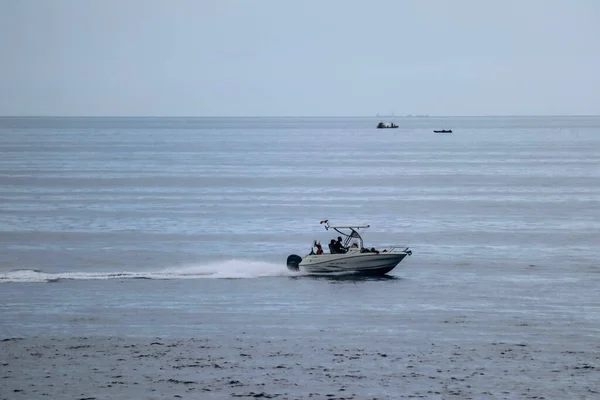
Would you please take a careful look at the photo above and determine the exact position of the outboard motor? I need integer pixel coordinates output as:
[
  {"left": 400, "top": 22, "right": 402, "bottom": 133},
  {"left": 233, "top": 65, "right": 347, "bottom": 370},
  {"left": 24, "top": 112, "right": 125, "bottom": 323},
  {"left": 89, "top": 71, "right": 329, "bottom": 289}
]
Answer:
[{"left": 286, "top": 254, "right": 302, "bottom": 272}]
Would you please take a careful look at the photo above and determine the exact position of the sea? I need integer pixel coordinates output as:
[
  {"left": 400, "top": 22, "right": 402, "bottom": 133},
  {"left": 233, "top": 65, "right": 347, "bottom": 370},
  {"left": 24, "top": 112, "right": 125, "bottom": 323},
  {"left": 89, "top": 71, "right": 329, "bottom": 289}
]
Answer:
[{"left": 1, "top": 116, "right": 599, "bottom": 398}]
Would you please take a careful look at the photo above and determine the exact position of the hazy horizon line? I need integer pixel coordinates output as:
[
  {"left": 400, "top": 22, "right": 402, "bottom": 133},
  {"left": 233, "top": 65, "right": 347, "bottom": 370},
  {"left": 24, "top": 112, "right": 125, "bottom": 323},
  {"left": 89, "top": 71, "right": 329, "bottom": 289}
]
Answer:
[{"left": 1, "top": 114, "right": 599, "bottom": 119}]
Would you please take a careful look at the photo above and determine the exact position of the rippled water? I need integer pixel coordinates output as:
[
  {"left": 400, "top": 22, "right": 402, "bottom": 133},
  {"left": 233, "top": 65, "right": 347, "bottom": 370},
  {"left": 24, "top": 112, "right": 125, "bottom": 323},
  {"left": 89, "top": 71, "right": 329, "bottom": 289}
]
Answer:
[
  {"left": 1, "top": 116, "right": 599, "bottom": 397},
  {"left": 0, "top": 116, "right": 599, "bottom": 334}
]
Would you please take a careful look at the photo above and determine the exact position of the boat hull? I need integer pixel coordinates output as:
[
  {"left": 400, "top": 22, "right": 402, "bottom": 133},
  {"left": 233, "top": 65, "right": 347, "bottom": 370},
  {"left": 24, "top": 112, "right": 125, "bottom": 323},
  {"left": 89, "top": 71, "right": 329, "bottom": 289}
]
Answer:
[{"left": 298, "top": 252, "right": 408, "bottom": 275}]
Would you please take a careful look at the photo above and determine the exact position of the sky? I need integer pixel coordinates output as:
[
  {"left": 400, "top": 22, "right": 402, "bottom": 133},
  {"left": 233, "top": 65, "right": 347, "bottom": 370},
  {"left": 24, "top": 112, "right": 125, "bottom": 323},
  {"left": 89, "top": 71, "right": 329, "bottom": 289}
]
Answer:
[{"left": 1, "top": 0, "right": 599, "bottom": 117}]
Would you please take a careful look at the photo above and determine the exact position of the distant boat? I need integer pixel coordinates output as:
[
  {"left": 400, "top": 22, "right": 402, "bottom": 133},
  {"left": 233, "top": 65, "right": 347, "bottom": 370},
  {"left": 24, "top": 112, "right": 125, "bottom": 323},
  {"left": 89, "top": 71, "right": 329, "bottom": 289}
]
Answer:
[
  {"left": 377, "top": 122, "right": 399, "bottom": 129},
  {"left": 433, "top": 129, "right": 452, "bottom": 133}
]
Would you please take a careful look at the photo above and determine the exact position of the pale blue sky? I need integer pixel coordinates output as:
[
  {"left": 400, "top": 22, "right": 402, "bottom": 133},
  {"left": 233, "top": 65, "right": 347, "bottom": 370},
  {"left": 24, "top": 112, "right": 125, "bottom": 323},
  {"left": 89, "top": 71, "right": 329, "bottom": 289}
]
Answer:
[{"left": 1, "top": 0, "right": 599, "bottom": 116}]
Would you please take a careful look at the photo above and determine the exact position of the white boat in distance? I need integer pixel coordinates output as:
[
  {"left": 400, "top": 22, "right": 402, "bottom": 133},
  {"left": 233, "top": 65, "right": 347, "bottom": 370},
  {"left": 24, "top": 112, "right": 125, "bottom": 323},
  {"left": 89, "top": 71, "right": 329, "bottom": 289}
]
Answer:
[{"left": 286, "top": 220, "right": 412, "bottom": 276}]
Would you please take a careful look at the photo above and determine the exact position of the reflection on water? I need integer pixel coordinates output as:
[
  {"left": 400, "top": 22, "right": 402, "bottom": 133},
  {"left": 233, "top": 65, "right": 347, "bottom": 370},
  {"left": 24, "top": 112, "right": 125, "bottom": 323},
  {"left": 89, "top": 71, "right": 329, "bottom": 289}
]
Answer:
[{"left": 289, "top": 273, "right": 402, "bottom": 283}]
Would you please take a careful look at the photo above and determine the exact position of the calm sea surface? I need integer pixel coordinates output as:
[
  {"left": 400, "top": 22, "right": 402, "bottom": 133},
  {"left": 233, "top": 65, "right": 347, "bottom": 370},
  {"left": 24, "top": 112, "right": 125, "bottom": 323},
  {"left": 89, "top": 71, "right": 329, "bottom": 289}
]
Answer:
[{"left": 1, "top": 116, "right": 599, "bottom": 339}]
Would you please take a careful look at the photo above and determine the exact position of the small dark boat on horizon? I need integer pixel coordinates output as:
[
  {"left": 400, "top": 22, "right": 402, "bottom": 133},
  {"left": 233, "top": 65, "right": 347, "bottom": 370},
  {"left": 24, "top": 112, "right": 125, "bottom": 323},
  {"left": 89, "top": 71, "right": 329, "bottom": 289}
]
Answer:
[
  {"left": 377, "top": 122, "right": 399, "bottom": 129},
  {"left": 433, "top": 129, "right": 452, "bottom": 133}
]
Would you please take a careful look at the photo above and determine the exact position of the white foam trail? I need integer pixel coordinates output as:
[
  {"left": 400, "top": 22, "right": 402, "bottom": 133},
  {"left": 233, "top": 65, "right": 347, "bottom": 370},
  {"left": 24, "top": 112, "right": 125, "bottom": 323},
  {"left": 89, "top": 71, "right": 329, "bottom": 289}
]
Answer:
[
  {"left": 161, "top": 260, "right": 295, "bottom": 279},
  {"left": 0, "top": 260, "right": 294, "bottom": 283}
]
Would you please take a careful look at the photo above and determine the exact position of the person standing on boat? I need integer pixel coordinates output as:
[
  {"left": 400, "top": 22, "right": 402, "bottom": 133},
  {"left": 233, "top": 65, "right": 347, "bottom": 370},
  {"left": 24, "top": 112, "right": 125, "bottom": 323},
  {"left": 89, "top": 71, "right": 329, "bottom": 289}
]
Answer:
[{"left": 313, "top": 240, "right": 323, "bottom": 255}]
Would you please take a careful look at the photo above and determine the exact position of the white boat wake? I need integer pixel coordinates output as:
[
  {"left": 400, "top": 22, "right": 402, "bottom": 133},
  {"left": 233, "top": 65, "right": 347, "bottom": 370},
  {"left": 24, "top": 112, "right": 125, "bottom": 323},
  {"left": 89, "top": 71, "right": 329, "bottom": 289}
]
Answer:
[{"left": 0, "top": 260, "right": 294, "bottom": 283}]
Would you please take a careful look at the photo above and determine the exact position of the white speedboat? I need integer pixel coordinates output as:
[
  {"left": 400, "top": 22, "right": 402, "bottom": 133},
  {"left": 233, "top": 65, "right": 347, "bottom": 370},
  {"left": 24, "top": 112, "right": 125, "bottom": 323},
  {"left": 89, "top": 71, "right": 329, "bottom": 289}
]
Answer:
[{"left": 286, "top": 220, "right": 412, "bottom": 276}]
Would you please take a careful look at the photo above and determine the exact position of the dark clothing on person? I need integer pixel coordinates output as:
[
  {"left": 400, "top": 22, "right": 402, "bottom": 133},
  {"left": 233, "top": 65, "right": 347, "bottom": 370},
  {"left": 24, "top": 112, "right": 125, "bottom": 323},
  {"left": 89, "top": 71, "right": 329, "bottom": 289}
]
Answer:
[
  {"left": 333, "top": 238, "right": 347, "bottom": 254},
  {"left": 329, "top": 239, "right": 337, "bottom": 254}
]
